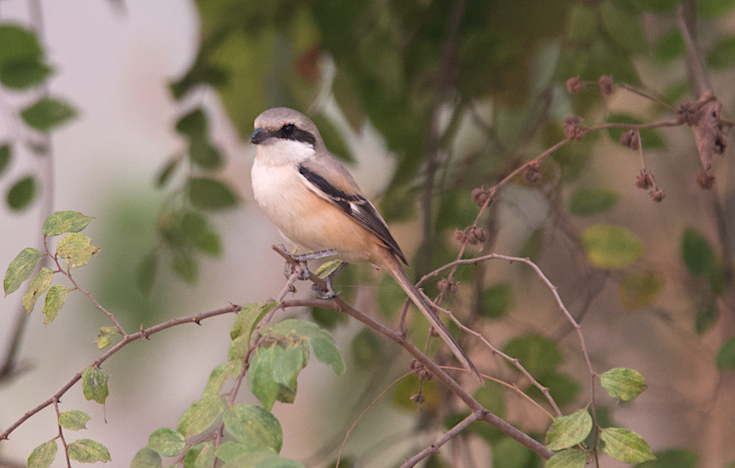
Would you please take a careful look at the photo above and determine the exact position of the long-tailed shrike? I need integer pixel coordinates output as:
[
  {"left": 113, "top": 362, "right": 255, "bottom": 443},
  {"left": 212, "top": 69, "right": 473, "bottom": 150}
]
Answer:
[{"left": 250, "top": 107, "right": 481, "bottom": 384}]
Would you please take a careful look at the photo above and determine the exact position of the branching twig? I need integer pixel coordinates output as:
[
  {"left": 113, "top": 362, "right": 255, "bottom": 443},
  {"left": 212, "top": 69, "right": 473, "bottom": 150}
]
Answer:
[{"left": 400, "top": 411, "right": 480, "bottom": 468}]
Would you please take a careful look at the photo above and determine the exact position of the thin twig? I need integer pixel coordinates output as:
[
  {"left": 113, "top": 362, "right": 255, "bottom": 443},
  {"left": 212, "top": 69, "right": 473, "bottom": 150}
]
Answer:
[{"left": 400, "top": 411, "right": 481, "bottom": 468}]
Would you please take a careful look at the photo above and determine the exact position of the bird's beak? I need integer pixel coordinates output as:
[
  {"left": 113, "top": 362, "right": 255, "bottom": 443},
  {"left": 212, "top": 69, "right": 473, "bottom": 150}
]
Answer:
[{"left": 250, "top": 127, "right": 267, "bottom": 145}]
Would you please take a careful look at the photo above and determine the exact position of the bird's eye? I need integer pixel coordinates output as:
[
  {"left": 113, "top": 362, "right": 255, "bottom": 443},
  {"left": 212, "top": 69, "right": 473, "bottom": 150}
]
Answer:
[{"left": 282, "top": 124, "right": 296, "bottom": 137}]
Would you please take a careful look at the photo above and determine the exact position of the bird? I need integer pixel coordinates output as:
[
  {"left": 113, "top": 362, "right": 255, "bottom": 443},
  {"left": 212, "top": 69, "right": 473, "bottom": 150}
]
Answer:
[{"left": 249, "top": 107, "right": 482, "bottom": 385}]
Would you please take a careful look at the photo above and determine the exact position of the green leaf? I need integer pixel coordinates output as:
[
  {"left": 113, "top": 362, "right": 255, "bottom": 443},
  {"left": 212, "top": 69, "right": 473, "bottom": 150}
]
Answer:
[
  {"left": 473, "top": 382, "right": 506, "bottom": 418},
  {"left": 311, "top": 335, "right": 345, "bottom": 374},
  {"left": 618, "top": 271, "right": 665, "bottom": 311},
  {"left": 81, "top": 367, "right": 109, "bottom": 404},
  {"left": 600, "top": 427, "right": 656, "bottom": 463},
  {"left": 223, "top": 404, "right": 283, "bottom": 453},
  {"left": 6, "top": 175, "right": 37, "bottom": 210},
  {"left": 155, "top": 155, "right": 183, "bottom": 188},
  {"left": 546, "top": 410, "right": 593, "bottom": 450},
  {"left": 43, "top": 211, "right": 93, "bottom": 237},
  {"left": 22, "top": 266, "right": 53, "bottom": 312},
  {"left": 203, "top": 360, "right": 241, "bottom": 397},
  {"left": 600, "top": 367, "right": 647, "bottom": 401},
  {"left": 708, "top": 37, "right": 735, "bottom": 69},
  {"left": 567, "top": 4, "right": 598, "bottom": 42},
  {"left": 59, "top": 410, "right": 91, "bottom": 430},
  {"left": 43, "top": 284, "right": 69, "bottom": 324},
  {"left": 181, "top": 211, "right": 221, "bottom": 256},
  {"left": 248, "top": 346, "right": 281, "bottom": 411},
  {"left": 255, "top": 456, "right": 306, "bottom": 468},
  {"left": 601, "top": 0, "right": 647, "bottom": 54},
  {"left": 172, "top": 254, "right": 198, "bottom": 284},
  {"left": 216, "top": 441, "right": 251, "bottom": 462},
  {"left": 175, "top": 108, "right": 208, "bottom": 139},
  {"left": 67, "top": 439, "right": 111, "bottom": 463},
  {"left": 681, "top": 228, "right": 714, "bottom": 276},
  {"left": 188, "top": 138, "right": 223, "bottom": 170},
  {"left": 635, "top": 449, "right": 698, "bottom": 468},
  {"left": 655, "top": 31, "right": 684, "bottom": 63},
  {"left": 137, "top": 252, "right": 157, "bottom": 295},
  {"left": 491, "top": 437, "right": 533, "bottom": 468},
  {"left": 582, "top": 224, "right": 643, "bottom": 269},
  {"left": 527, "top": 372, "right": 581, "bottom": 406},
  {"left": 272, "top": 344, "right": 306, "bottom": 390},
  {"left": 230, "top": 301, "right": 278, "bottom": 340},
  {"left": 546, "top": 449, "right": 587, "bottom": 468},
  {"left": 184, "top": 442, "right": 214, "bottom": 468},
  {"left": 569, "top": 188, "right": 620, "bottom": 216},
  {"left": 715, "top": 336, "right": 735, "bottom": 370},
  {"left": 4, "top": 247, "right": 42, "bottom": 295},
  {"left": 130, "top": 447, "right": 163, "bottom": 468},
  {"left": 0, "top": 24, "right": 43, "bottom": 64},
  {"left": 187, "top": 177, "right": 238, "bottom": 210},
  {"left": 695, "top": 304, "right": 718, "bottom": 335},
  {"left": 502, "top": 334, "right": 562, "bottom": 376},
  {"left": 479, "top": 283, "right": 514, "bottom": 318},
  {"left": 177, "top": 396, "right": 226, "bottom": 438},
  {"left": 56, "top": 233, "right": 100, "bottom": 269},
  {"left": 28, "top": 440, "right": 57, "bottom": 468},
  {"left": 20, "top": 97, "right": 77, "bottom": 132},
  {"left": 148, "top": 427, "right": 186, "bottom": 457},
  {"left": 94, "top": 326, "right": 120, "bottom": 350},
  {"left": 0, "top": 59, "right": 53, "bottom": 89},
  {"left": 0, "top": 144, "right": 11, "bottom": 176}
]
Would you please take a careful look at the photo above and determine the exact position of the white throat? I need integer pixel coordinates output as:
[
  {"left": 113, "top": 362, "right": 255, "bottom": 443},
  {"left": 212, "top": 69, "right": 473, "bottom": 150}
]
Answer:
[{"left": 254, "top": 138, "right": 315, "bottom": 167}]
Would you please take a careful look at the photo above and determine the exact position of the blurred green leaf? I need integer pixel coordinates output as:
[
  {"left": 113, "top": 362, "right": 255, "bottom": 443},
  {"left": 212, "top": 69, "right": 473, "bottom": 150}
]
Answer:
[
  {"left": 635, "top": 449, "right": 698, "bottom": 468},
  {"left": 224, "top": 404, "right": 283, "bottom": 452},
  {"left": 188, "top": 138, "right": 223, "bottom": 170},
  {"left": 59, "top": 411, "right": 91, "bottom": 431},
  {"left": 176, "top": 108, "right": 208, "bottom": 139},
  {"left": 0, "top": 60, "right": 53, "bottom": 89},
  {"left": 697, "top": 0, "right": 735, "bottom": 17},
  {"left": 130, "top": 447, "right": 163, "bottom": 468},
  {"left": 527, "top": 372, "right": 580, "bottom": 406},
  {"left": 27, "top": 440, "right": 57, "bottom": 468},
  {"left": 20, "top": 97, "right": 77, "bottom": 132},
  {"left": 681, "top": 228, "right": 715, "bottom": 276},
  {"left": 502, "top": 334, "right": 562, "bottom": 376},
  {"left": 546, "top": 409, "right": 593, "bottom": 450},
  {"left": 182, "top": 211, "right": 221, "bottom": 256},
  {"left": 0, "top": 24, "right": 43, "bottom": 64},
  {"left": 148, "top": 427, "right": 186, "bottom": 457},
  {"left": 43, "top": 211, "right": 93, "bottom": 237},
  {"left": 567, "top": 4, "right": 598, "bottom": 42},
  {"left": 695, "top": 303, "right": 718, "bottom": 335},
  {"left": 601, "top": 0, "right": 647, "bottom": 54},
  {"left": 187, "top": 177, "right": 238, "bottom": 210},
  {"left": 601, "top": 427, "right": 656, "bottom": 463},
  {"left": 172, "top": 254, "right": 198, "bottom": 284},
  {"left": 43, "top": 285, "right": 68, "bottom": 324},
  {"left": 618, "top": 271, "right": 665, "bottom": 311},
  {"left": 81, "top": 366, "right": 109, "bottom": 404},
  {"left": 393, "top": 374, "right": 441, "bottom": 412},
  {"left": 136, "top": 251, "right": 157, "bottom": 295},
  {"left": 22, "top": 267, "right": 53, "bottom": 313},
  {"left": 708, "top": 36, "right": 735, "bottom": 69},
  {"left": 491, "top": 436, "right": 534, "bottom": 468},
  {"left": 4, "top": 247, "right": 42, "bottom": 295},
  {"left": 661, "top": 80, "right": 690, "bottom": 106},
  {"left": 715, "top": 336, "right": 735, "bottom": 370},
  {"left": 547, "top": 450, "right": 586, "bottom": 468},
  {"left": 473, "top": 382, "right": 506, "bottom": 417},
  {"left": 67, "top": 439, "right": 111, "bottom": 464},
  {"left": 0, "top": 144, "right": 10, "bottom": 176},
  {"left": 7, "top": 175, "right": 37, "bottom": 210},
  {"left": 569, "top": 188, "right": 620, "bottom": 216},
  {"left": 351, "top": 328, "right": 381, "bottom": 368},
  {"left": 584, "top": 38, "right": 640, "bottom": 85},
  {"left": 177, "top": 396, "right": 226, "bottom": 438},
  {"left": 155, "top": 155, "right": 183, "bottom": 188},
  {"left": 582, "top": 224, "right": 643, "bottom": 269},
  {"left": 655, "top": 31, "right": 684, "bottom": 63},
  {"left": 479, "top": 283, "right": 514, "bottom": 318},
  {"left": 600, "top": 367, "right": 647, "bottom": 401}
]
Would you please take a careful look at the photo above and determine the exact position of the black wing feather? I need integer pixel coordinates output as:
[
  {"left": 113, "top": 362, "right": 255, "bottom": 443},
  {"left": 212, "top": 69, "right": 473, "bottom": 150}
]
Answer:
[{"left": 298, "top": 165, "right": 407, "bottom": 265}]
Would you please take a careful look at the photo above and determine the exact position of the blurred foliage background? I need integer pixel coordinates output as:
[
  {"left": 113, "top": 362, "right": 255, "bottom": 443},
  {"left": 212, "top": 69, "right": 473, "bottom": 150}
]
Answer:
[{"left": 2, "top": 0, "right": 735, "bottom": 466}]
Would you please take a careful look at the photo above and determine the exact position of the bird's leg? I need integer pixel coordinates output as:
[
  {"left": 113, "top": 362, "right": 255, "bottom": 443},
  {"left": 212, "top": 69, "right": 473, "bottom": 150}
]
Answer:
[
  {"left": 278, "top": 245, "right": 338, "bottom": 281},
  {"left": 312, "top": 261, "right": 347, "bottom": 299}
]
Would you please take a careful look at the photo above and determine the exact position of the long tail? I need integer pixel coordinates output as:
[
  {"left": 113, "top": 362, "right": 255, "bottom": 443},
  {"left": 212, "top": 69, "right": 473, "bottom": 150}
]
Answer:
[{"left": 380, "top": 248, "right": 483, "bottom": 385}]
